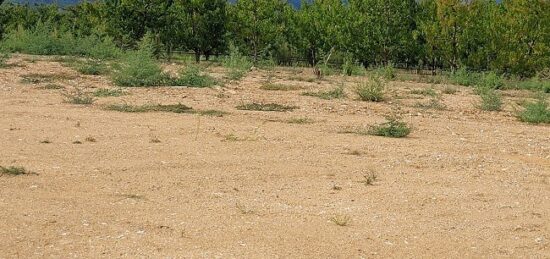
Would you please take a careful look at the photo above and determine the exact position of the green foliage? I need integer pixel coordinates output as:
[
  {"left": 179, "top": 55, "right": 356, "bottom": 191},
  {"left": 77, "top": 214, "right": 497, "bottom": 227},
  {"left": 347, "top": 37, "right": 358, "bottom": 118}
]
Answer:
[
  {"left": 175, "top": 65, "right": 216, "bottom": 88},
  {"left": 302, "top": 86, "right": 346, "bottom": 100},
  {"left": 518, "top": 97, "right": 550, "bottom": 124},
  {"left": 449, "top": 68, "right": 479, "bottom": 87},
  {"left": 371, "top": 64, "right": 396, "bottom": 80},
  {"left": 342, "top": 56, "right": 365, "bottom": 76},
  {"left": 368, "top": 117, "right": 411, "bottom": 138},
  {"left": 260, "top": 83, "right": 301, "bottom": 91},
  {"left": 0, "top": 52, "right": 10, "bottom": 68},
  {"left": 223, "top": 45, "right": 252, "bottom": 80},
  {"left": 478, "top": 72, "right": 504, "bottom": 90},
  {"left": 1, "top": 22, "right": 120, "bottom": 59},
  {"left": 355, "top": 78, "right": 385, "bottom": 102},
  {"left": 113, "top": 35, "right": 170, "bottom": 87}
]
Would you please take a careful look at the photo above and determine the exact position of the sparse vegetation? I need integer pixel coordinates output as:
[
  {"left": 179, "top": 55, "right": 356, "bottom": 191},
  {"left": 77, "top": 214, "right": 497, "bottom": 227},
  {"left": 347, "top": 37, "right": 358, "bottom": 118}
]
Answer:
[
  {"left": 356, "top": 77, "right": 385, "bottom": 102},
  {"left": 286, "top": 117, "right": 314, "bottom": 124},
  {"left": 105, "top": 103, "right": 193, "bottom": 113},
  {"left": 175, "top": 65, "right": 216, "bottom": 88},
  {"left": 0, "top": 52, "right": 10, "bottom": 68},
  {"left": 20, "top": 73, "right": 75, "bottom": 84},
  {"left": 415, "top": 98, "right": 446, "bottom": 110},
  {"left": 76, "top": 60, "right": 108, "bottom": 75},
  {"left": 330, "top": 215, "right": 351, "bottom": 227},
  {"left": 302, "top": 86, "right": 346, "bottom": 100},
  {"left": 410, "top": 88, "right": 438, "bottom": 97},
  {"left": 449, "top": 67, "right": 479, "bottom": 87},
  {"left": 477, "top": 88, "right": 502, "bottom": 111},
  {"left": 42, "top": 84, "right": 64, "bottom": 90},
  {"left": 223, "top": 45, "right": 252, "bottom": 81},
  {"left": 1, "top": 166, "right": 35, "bottom": 176},
  {"left": 85, "top": 136, "right": 97, "bottom": 142},
  {"left": 360, "top": 172, "right": 378, "bottom": 186},
  {"left": 442, "top": 85, "right": 458, "bottom": 94},
  {"left": 260, "top": 83, "right": 301, "bottom": 91},
  {"left": 64, "top": 90, "right": 95, "bottom": 105},
  {"left": 367, "top": 117, "right": 411, "bottom": 138},
  {"left": 236, "top": 103, "right": 298, "bottom": 112},
  {"left": 370, "top": 64, "right": 395, "bottom": 80},
  {"left": 518, "top": 97, "right": 550, "bottom": 124},
  {"left": 93, "top": 88, "right": 127, "bottom": 97}
]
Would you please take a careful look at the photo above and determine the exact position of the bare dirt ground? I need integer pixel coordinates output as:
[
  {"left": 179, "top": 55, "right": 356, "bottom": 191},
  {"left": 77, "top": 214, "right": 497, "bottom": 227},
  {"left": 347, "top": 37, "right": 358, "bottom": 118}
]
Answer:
[{"left": 1, "top": 55, "right": 549, "bottom": 258}]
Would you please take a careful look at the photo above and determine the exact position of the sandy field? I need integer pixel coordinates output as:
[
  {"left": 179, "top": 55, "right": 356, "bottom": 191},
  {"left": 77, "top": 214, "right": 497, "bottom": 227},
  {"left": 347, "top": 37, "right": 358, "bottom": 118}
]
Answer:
[{"left": 1, "top": 55, "right": 549, "bottom": 258}]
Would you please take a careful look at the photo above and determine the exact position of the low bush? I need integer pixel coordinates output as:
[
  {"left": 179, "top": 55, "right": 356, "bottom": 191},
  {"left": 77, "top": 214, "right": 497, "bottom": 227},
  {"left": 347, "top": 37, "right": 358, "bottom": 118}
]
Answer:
[
  {"left": 112, "top": 50, "right": 170, "bottom": 87},
  {"left": 368, "top": 117, "right": 411, "bottom": 138},
  {"left": 370, "top": 63, "right": 395, "bottom": 80},
  {"left": 449, "top": 67, "right": 479, "bottom": 87},
  {"left": 356, "top": 77, "right": 385, "bottom": 102},
  {"left": 223, "top": 45, "right": 252, "bottom": 80},
  {"left": 477, "top": 87, "right": 503, "bottom": 111},
  {"left": 175, "top": 65, "right": 216, "bottom": 88},
  {"left": 518, "top": 97, "right": 550, "bottom": 124}
]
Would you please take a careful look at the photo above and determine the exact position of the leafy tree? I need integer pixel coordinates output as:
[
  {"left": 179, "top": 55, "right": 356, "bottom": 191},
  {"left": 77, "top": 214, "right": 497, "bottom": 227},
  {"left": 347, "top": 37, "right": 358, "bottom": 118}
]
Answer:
[{"left": 228, "top": 0, "right": 290, "bottom": 63}]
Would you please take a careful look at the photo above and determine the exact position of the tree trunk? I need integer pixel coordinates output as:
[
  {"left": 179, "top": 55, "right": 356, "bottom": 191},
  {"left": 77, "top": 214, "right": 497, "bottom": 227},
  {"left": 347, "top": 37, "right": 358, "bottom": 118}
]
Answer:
[{"left": 195, "top": 51, "right": 201, "bottom": 63}]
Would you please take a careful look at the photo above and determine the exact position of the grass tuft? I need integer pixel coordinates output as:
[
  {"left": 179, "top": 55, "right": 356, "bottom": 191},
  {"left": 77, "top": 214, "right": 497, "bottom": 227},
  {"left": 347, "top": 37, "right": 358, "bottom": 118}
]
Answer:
[
  {"left": 302, "top": 86, "right": 345, "bottom": 100},
  {"left": 105, "top": 103, "right": 193, "bottom": 113},
  {"left": 236, "top": 103, "right": 298, "bottom": 112},
  {"left": 260, "top": 83, "right": 301, "bottom": 91},
  {"left": 368, "top": 117, "right": 411, "bottom": 138},
  {"left": 64, "top": 90, "right": 95, "bottom": 105},
  {"left": 356, "top": 78, "right": 385, "bottom": 102},
  {"left": 330, "top": 215, "right": 351, "bottom": 227},
  {"left": 1, "top": 166, "right": 35, "bottom": 176},
  {"left": 175, "top": 65, "right": 216, "bottom": 88},
  {"left": 93, "top": 88, "right": 126, "bottom": 97},
  {"left": 286, "top": 117, "right": 314, "bottom": 124}
]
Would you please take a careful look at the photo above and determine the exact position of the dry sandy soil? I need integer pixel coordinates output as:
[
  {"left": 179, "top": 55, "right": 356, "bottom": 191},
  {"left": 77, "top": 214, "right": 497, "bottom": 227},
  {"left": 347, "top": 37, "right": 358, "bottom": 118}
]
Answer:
[{"left": 1, "top": 55, "right": 549, "bottom": 258}]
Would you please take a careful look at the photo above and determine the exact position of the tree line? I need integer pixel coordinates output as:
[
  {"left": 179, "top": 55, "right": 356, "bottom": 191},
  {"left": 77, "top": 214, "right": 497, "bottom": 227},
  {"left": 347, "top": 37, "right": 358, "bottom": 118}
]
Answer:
[{"left": 0, "top": 0, "right": 548, "bottom": 77}]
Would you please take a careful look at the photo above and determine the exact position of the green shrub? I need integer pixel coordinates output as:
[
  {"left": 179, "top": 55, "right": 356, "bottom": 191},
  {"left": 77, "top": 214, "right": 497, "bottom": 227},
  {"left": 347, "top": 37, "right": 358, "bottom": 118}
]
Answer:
[
  {"left": 356, "top": 77, "right": 385, "bottom": 102},
  {"left": 449, "top": 67, "right": 479, "bottom": 86},
  {"left": 477, "top": 87, "right": 503, "bottom": 111},
  {"left": 368, "top": 117, "right": 411, "bottom": 138},
  {"left": 371, "top": 63, "right": 395, "bottom": 80},
  {"left": 223, "top": 45, "right": 252, "bottom": 80},
  {"left": 518, "top": 97, "right": 550, "bottom": 124},
  {"left": 1, "top": 23, "right": 120, "bottom": 59},
  {"left": 175, "top": 65, "right": 216, "bottom": 87},
  {"left": 478, "top": 72, "right": 504, "bottom": 90},
  {"left": 342, "top": 56, "right": 365, "bottom": 76},
  {"left": 112, "top": 36, "right": 170, "bottom": 87}
]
